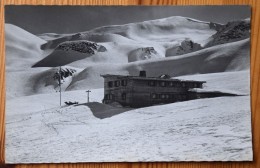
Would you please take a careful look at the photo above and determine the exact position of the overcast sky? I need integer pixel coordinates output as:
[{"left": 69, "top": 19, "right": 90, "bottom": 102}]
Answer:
[{"left": 5, "top": 5, "right": 251, "bottom": 34}]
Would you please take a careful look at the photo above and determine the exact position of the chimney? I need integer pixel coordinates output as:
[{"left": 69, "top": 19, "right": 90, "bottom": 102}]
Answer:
[{"left": 139, "top": 70, "right": 146, "bottom": 77}]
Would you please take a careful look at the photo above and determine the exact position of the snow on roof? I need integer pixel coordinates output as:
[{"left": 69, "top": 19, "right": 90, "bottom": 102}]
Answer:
[
  {"left": 100, "top": 74, "right": 206, "bottom": 83},
  {"left": 158, "top": 74, "right": 171, "bottom": 79}
]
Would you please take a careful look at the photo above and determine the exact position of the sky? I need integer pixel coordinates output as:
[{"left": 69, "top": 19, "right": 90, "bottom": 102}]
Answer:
[{"left": 5, "top": 5, "right": 251, "bottom": 34}]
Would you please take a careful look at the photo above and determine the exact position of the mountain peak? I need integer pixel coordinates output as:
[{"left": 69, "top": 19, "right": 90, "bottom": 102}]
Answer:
[{"left": 206, "top": 19, "right": 250, "bottom": 47}]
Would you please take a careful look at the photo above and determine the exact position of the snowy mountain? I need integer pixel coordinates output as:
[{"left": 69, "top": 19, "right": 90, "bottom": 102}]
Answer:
[
  {"left": 206, "top": 19, "right": 250, "bottom": 47},
  {"left": 32, "top": 41, "right": 107, "bottom": 67},
  {"left": 5, "top": 24, "right": 46, "bottom": 71},
  {"left": 39, "top": 16, "right": 216, "bottom": 49},
  {"left": 5, "top": 16, "right": 251, "bottom": 97},
  {"left": 33, "top": 16, "right": 250, "bottom": 68},
  {"left": 5, "top": 14, "right": 252, "bottom": 163},
  {"left": 166, "top": 39, "right": 202, "bottom": 56},
  {"left": 128, "top": 47, "right": 162, "bottom": 62},
  {"left": 34, "top": 16, "right": 217, "bottom": 66}
]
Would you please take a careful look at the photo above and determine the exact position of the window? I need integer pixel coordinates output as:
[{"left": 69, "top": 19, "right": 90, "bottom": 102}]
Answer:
[
  {"left": 107, "top": 94, "right": 114, "bottom": 100},
  {"left": 160, "top": 81, "right": 166, "bottom": 87},
  {"left": 114, "top": 80, "right": 120, "bottom": 87},
  {"left": 148, "top": 81, "right": 156, "bottom": 86},
  {"left": 105, "top": 94, "right": 112, "bottom": 100},
  {"left": 169, "top": 82, "right": 174, "bottom": 87},
  {"left": 161, "top": 94, "right": 166, "bottom": 99},
  {"left": 194, "top": 83, "right": 197, "bottom": 87},
  {"left": 182, "top": 83, "right": 186, "bottom": 87},
  {"left": 151, "top": 93, "right": 157, "bottom": 99},
  {"left": 160, "top": 94, "right": 170, "bottom": 99},
  {"left": 122, "top": 93, "right": 126, "bottom": 100},
  {"left": 182, "top": 95, "right": 186, "bottom": 99},
  {"left": 121, "top": 80, "right": 127, "bottom": 86},
  {"left": 108, "top": 81, "right": 113, "bottom": 88}
]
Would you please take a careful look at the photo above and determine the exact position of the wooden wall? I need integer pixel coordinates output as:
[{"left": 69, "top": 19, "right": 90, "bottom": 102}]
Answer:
[{"left": 0, "top": 0, "right": 259, "bottom": 168}]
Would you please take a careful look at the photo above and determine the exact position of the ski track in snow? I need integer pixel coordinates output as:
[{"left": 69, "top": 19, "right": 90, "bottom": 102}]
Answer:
[{"left": 6, "top": 97, "right": 252, "bottom": 162}]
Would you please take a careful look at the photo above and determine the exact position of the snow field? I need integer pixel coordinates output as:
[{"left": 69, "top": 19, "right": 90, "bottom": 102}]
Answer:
[{"left": 5, "top": 71, "right": 252, "bottom": 162}]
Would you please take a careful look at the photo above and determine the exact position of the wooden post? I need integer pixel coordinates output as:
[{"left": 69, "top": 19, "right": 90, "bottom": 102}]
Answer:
[
  {"left": 86, "top": 90, "right": 91, "bottom": 103},
  {"left": 59, "top": 66, "right": 62, "bottom": 107}
]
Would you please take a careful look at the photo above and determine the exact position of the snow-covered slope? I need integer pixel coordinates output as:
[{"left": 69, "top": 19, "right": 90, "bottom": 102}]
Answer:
[
  {"left": 6, "top": 66, "right": 83, "bottom": 99},
  {"left": 177, "top": 71, "right": 250, "bottom": 95},
  {"left": 66, "top": 38, "right": 249, "bottom": 91},
  {"left": 6, "top": 37, "right": 250, "bottom": 98},
  {"left": 5, "top": 24, "right": 46, "bottom": 71},
  {"left": 31, "top": 17, "right": 250, "bottom": 69},
  {"left": 30, "top": 16, "right": 217, "bottom": 67},
  {"left": 130, "top": 38, "right": 250, "bottom": 76},
  {"left": 90, "top": 16, "right": 215, "bottom": 45},
  {"left": 40, "top": 16, "right": 216, "bottom": 50},
  {"left": 6, "top": 16, "right": 250, "bottom": 72},
  {"left": 6, "top": 71, "right": 252, "bottom": 163},
  {"left": 6, "top": 96, "right": 252, "bottom": 163},
  {"left": 37, "top": 33, "right": 70, "bottom": 41}
]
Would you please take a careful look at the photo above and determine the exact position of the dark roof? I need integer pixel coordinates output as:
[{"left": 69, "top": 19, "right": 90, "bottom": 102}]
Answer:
[{"left": 101, "top": 74, "right": 206, "bottom": 83}]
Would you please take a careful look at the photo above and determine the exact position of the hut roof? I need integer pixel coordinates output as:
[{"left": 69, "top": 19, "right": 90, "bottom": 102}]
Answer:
[{"left": 101, "top": 74, "right": 206, "bottom": 84}]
